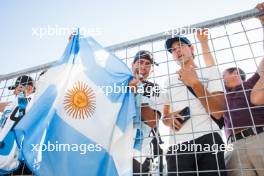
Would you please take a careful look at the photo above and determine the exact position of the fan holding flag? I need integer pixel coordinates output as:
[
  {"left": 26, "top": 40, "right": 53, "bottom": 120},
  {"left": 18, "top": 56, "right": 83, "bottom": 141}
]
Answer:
[
  {"left": 14, "top": 31, "right": 137, "bottom": 176},
  {"left": 0, "top": 75, "right": 35, "bottom": 174}
]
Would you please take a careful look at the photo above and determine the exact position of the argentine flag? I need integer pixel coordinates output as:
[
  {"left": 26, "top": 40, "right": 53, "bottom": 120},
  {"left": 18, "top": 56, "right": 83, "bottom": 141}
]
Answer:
[{"left": 14, "top": 34, "right": 136, "bottom": 176}]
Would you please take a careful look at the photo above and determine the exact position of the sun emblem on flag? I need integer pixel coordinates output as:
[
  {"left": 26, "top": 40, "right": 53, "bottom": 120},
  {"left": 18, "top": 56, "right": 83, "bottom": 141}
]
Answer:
[{"left": 64, "top": 81, "right": 96, "bottom": 119}]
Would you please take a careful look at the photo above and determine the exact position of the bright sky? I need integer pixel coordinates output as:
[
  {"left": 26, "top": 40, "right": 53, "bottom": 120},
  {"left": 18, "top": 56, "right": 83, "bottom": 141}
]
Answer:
[
  {"left": 0, "top": 0, "right": 263, "bottom": 75},
  {"left": 1, "top": 0, "right": 264, "bottom": 155}
]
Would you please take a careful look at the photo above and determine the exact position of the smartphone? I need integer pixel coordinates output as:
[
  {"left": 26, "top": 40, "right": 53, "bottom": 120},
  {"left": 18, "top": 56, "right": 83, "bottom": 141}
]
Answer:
[{"left": 178, "top": 106, "right": 191, "bottom": 124}]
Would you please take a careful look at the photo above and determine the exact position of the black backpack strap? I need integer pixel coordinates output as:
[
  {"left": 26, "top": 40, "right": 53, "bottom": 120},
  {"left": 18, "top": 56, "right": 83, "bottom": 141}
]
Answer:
[
  {"left": 186, "top": 86, "right": 224, "bottom": 129},
  {"left": 150, "top": 128, "right": 163, "bottom": 156},
  {"left": 150, "top": 128, "right": 164, "bottom": 174}
]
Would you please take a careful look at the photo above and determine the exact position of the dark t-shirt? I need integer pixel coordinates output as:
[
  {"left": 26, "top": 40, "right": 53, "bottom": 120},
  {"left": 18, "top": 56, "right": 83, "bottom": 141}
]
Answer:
[
  {"left": 142, "top": 80, "right": 160, "bottom": 99},
  {"left": 142, "top": 80, "right": 161, "bottom": 116},
  {"left": 224, "top": 73, "right": 264, "bottom": 137}
]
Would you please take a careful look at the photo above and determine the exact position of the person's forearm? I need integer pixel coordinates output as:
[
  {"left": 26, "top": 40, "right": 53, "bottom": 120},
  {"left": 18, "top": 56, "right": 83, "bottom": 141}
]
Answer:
[
  {"left": 251, "top": 76, "right": 264, "bottom": 105},
  {"left": 191, "top": 80, "right": 224, "bottom": 119},
  {"left": 0, "top": 102, "right": 9, "bottom": 112},
  {"left": 200, "top": 42, "right": 215, "bottom": 67},
  {"left": 257, "top": 57, "right": 264, "bottom": 77},
  {"left": 141, "top": 106, "right": 159, "bottom": 128},
  {"left": 162, "top": 105, "right": 169, "bottom": 126}
]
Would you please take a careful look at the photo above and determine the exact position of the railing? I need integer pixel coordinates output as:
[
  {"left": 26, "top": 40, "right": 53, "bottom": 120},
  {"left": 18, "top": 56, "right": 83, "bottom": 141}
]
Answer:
[
  {"left": 1, "top": 8, "right": 263, "bottom": 81},
  {"left": 1, "top": 7, "right": 264, "bottom": 175}
]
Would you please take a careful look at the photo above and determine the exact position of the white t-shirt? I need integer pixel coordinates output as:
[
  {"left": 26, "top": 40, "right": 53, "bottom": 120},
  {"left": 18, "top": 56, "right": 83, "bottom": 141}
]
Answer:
[{"left": 163, "top": 66, "right": 224, "bottom": 145}]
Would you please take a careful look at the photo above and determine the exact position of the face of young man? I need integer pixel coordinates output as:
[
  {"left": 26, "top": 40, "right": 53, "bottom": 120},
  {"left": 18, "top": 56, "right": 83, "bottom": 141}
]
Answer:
[
  {"left": 132, "top": 58, "right": 152, "bottom": 79},
  {"left": 223, "top": 70, "right": 242, "bottom": 88},
  {"left": 14, "top": 84, "right": 33, "bottom": 96},
  {"left": 171, "top": 41, "right": 194, "bottom": 66}
]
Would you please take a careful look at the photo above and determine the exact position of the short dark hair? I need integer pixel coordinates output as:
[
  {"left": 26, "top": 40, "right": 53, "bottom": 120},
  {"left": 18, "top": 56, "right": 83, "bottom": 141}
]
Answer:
[{"left": 225, "top": 67, "right": 246, "bottom": 81}]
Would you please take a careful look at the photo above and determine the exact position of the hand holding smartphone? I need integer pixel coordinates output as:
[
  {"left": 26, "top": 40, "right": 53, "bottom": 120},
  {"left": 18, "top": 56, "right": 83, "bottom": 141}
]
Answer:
[
  {"left": 178, "top": 106, "right": 191, "bottom": 124},
  {"left": 163, "top": 106, "right": 191, "bottom": 131}
]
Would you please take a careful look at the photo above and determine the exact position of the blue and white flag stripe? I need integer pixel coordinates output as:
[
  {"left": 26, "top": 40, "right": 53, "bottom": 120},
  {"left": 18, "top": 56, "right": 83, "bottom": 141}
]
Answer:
[{"left": 14, "top": 33, "right": 136, "bottom": 176}]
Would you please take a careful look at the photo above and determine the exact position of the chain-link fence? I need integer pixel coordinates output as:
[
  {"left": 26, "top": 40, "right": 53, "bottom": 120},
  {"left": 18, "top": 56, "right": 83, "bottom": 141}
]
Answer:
[{"left": 1, "top": 8, "right": 264, "bottom": 176}]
